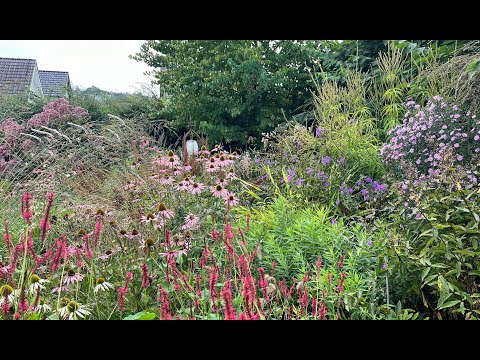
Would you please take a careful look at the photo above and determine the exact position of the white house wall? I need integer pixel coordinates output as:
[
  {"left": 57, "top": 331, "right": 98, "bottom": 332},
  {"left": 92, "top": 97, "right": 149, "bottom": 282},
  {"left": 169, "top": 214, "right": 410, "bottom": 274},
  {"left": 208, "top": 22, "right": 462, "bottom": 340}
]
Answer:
[{"left": 30, "top": 63, "right": 44, "bottom": 97}]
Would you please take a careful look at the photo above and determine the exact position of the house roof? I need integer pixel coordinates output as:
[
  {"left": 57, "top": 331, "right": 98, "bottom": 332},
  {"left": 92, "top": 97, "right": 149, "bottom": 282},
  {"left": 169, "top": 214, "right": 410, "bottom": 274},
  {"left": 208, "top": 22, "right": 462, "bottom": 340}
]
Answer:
[
  {"left": 0, "top": 57, "right": 37, "bottom": 95},
  {"left": 39, "top": 70, "right": 70, "bottom": 97}
]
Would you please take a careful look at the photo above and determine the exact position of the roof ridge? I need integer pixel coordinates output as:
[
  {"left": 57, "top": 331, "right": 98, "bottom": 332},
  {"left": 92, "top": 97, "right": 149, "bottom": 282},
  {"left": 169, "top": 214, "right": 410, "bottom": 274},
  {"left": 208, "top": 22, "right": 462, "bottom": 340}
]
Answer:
[
  {"left": 0, "top": 57, "right": 37, "bottom": 62},
  {"left": 39, "top": 70, "right": 69, "bottom": 73}
]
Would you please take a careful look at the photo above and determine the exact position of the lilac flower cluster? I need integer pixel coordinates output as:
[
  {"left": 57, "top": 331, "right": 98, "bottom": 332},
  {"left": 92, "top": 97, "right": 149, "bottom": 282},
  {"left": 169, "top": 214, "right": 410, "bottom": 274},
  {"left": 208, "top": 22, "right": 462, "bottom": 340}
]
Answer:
[
  {"left": 381, "top": 96, "right": 480, "bottom": 183},
  {"left": 337, "top": 176, "right": 388, "bottom": 205}
]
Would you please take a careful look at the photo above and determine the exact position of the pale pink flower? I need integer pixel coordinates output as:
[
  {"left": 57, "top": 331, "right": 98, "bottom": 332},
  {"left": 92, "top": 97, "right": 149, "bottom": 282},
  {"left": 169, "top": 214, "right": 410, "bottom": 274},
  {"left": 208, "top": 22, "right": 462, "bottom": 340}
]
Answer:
[
  {"left": 226, "top": 170, "right": 237, "bottom": 180},
  {"left": 215, "top": 177, "right": 229, "bottom": 186},
  {"left": 63, "top": 270, "right": 84, "bottom": 286},
  {"left": 224, "top": 192, "right": 239, "bottom": 207},
  {"left": 51, "top": 285, "right": 70, "bottom": 294},
  {"left": 156, "top": 202, "right": 175, "bottom": 219},
  {"left": 181, "top": 213, "right": 200, "bottom": 230},
  {"left": 153, "top": 218, "right": 166, "bottom": 230},
  {"left": 189, "top": 182, "right": 206, "bottom": 195},
  {"left": 158, "top": 175, "right": 174, "bottom": 185},
  {"left": 206, "top": 163, "right": 218, "bottom": 173},
  {"left": 175, "top": 180, "right": 191, "bottom": 192},
  {"left": 159, "top": 248, "right": 188, "bottom": 258},
  {"left": 99, "top": 250, "right": 114, "bottom": 260},
  {"left": 141, "top": 213, "right": 158, "bottom": 224},
  {"left": 210, "top": 184, "right": 228, "bottom": 198}
]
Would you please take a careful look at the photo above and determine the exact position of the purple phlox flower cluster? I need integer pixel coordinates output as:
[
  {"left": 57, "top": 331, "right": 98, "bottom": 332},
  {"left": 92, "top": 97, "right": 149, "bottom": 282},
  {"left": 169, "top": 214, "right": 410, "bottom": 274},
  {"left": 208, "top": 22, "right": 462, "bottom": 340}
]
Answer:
[{"left": 321, "top": 156, "right": 331, "bottom": 166}]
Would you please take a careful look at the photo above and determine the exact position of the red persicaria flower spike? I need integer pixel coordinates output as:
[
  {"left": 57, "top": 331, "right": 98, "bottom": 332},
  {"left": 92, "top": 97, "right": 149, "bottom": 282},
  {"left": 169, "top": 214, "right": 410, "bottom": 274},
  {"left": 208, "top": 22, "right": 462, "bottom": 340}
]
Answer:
[
  {"left": 312, "top": 298, "right": 317, "bottom": 317},
  {"left": 195, "top": 273, "right": 202, "bottom": 309},
  {"left": 246, "top": 213, "right": 250, "bottom": 231},
  {"left": 271, "top": 260, "right": 277, "bottom": 277},
  {"left": 84, "top": 234, "right": 92, "bottom": 260},
  {"left": 337, "top": 255, "right": 345, "bottom": 270},
  {"left": 1, "top": 298, "right": 10, "bottom": 317},
  {"left": 142, "top": 263, "right": 149, "bottom": 288},
  {"left": 40, "top": 192, "right": 55, "bottom": 243},
  {"left": 316, "top": 257, "right": 323, "bottom": 272},
  {"left": 21, "top": 193, "right": 33, "bottom": 223},
  {"left": 238, "top": 228, "right": 247, "bottom": 246},
  {"left": 221, "top": 279, "right": 237, "bottom": 320},
  {"left": 319, "top": 301, "right": 327, "bottom": 320},
  {"left": 94, "top": 214, "right": 103, "bottom": 248},
  {"left": 165, "top": 229, "right": 171, "bottom": 247},
  {"left": 75, "top": 248, "right": 83, "bottom": 268},
  {"left": 32, "top": 288, "right": 41, "bottom": 310},
  {"left": 3, "top": 220, "right": 12, "bottom": 255},
  {"left": 158, "top": 284, "right": 172, "bottom": 320}
]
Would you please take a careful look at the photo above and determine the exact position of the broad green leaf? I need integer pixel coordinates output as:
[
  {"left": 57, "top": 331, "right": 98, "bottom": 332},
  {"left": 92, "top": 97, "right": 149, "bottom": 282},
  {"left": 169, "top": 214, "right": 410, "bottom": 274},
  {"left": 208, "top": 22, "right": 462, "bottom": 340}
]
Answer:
[
  {"left": 123, "top": 311, "right": 157, "bottom": 320},
  {"left": 438, "top": 300, "right": 461, "bottom": 310}
]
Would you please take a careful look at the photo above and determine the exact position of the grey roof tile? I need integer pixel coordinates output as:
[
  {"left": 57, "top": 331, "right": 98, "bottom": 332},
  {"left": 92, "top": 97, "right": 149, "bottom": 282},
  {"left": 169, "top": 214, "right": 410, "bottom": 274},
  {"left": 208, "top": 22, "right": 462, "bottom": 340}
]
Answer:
[
  {"left": 0, "top": 57, "right": 36, "bottom": 95},
  {"left": 38, "top": 70, "right": 70, "bottom": 97}
]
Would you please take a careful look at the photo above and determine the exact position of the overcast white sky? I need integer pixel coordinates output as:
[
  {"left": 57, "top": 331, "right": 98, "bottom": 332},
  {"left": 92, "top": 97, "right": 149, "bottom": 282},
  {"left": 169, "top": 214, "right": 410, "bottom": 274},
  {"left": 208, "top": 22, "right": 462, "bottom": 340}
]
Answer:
[{"left": 0, "top": 40, "right": 154, "bottom": 93}]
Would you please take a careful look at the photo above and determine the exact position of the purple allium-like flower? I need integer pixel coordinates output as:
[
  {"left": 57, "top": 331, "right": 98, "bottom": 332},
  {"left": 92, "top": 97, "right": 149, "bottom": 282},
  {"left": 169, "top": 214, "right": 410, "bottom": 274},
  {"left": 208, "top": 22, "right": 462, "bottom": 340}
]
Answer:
[
  {"left": 415, "top": 213, "right": 422, "bottom": 220},
  {"left": 457, "top": 155, "right": 464, "bottom": 161},
  {"left": 321, "top": 156, "right": 331, "bottom": 166},
  {"left": 254, "top": 158, "right": 260, "bottom": 163},
  {"left": 381, "top": 263, "right": 388, "bottom": 270},
  {"left": 367, "top": 240, "right": 372, "bottom": 247},
  {"left": 365, "top": 177, "right": 372, "bottom": 183},
  {"left": 330, "top": 218, "right": 337, "bottom": 224},
  {"left": 296, "top": 178, "right": 305, "bottom": 186}
]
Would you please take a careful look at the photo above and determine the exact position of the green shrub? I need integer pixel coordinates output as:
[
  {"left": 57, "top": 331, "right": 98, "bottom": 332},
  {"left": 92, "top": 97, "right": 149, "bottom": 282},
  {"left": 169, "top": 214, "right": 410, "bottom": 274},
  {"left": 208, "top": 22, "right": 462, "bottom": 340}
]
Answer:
[{"left": 383, "top": 171, "right": 480, "bottom": 319}]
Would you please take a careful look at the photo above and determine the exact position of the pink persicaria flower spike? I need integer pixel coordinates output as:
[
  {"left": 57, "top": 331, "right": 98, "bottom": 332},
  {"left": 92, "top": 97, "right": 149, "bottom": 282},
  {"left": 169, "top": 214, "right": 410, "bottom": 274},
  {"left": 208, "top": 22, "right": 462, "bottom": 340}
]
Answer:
[
  {"left": 20, "top": 193, "right": 33, "bottom": 223},
  {"left": 210, "top": 184, "right": 228, "bottom": 198},
  {"left": 224, "top": 192, "right": 239, "bottom": 206},
  {"left": 156, "top": 202, "right": 175, "bottom": 219},
  {"left": 142, "top": 263, "right": 150, "bottom": 288}
]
